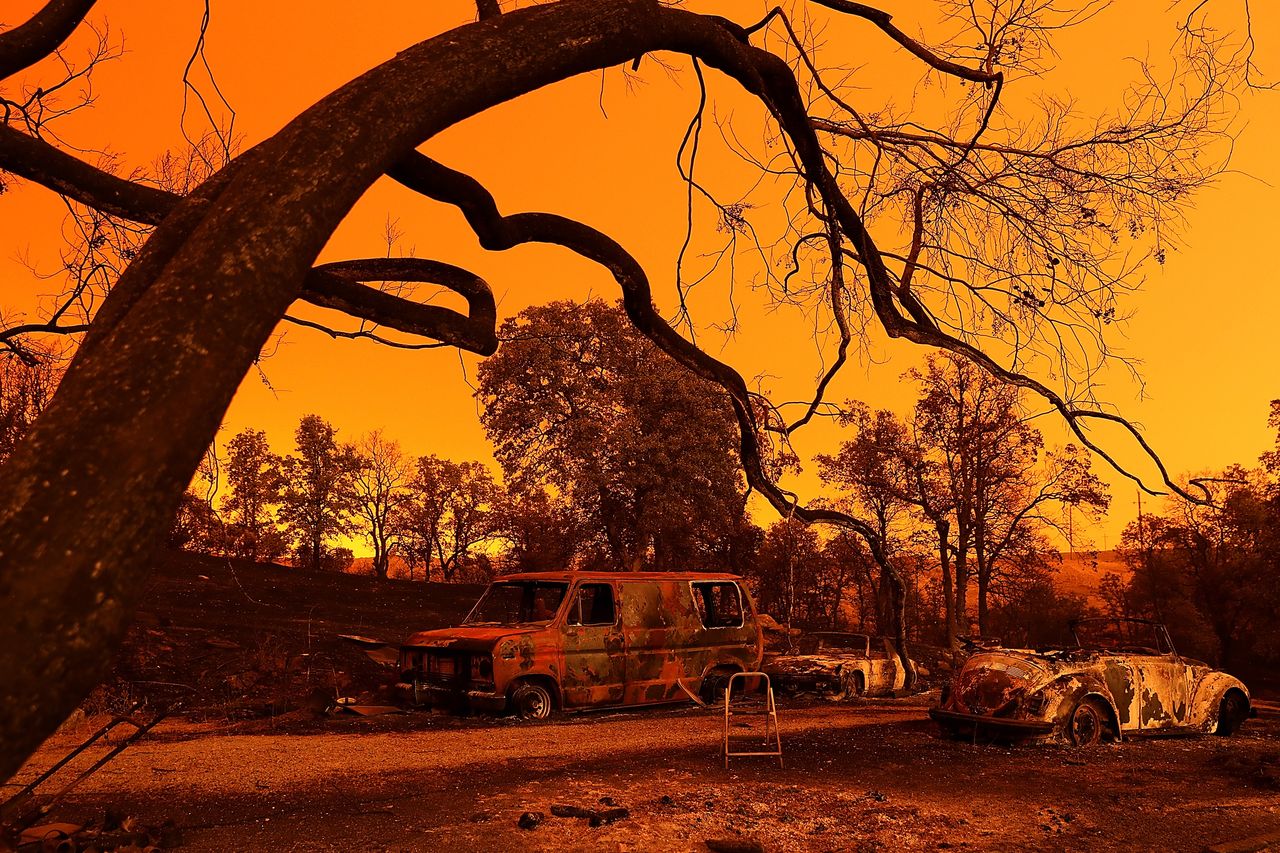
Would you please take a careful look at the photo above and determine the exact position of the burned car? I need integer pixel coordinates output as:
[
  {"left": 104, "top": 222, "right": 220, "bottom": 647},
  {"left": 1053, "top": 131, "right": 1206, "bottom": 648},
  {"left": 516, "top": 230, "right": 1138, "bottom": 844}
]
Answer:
[
  {"left": 930, "top": 618, "right": 1252, "bottom": 745},
  {"left": 765, "top": 633, "right": 910, "bottom": 699},
  {"left": 398, "top": 571, "right": 763, "bottom": 719}
]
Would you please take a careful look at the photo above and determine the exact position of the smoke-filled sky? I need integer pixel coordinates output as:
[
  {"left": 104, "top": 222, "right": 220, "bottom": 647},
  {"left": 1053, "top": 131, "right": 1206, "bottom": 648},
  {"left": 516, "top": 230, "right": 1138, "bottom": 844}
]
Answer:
[{"left": 2, "top": 1, "right": 1277, "bottom": 551}]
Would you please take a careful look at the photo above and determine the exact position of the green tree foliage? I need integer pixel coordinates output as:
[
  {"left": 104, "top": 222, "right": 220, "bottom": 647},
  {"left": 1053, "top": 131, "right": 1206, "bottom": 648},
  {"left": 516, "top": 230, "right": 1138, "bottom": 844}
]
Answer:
[
  {"left": 278, "top": 415, "right": 358, "bottom": 571},
  {"left": 477, "top": 299, "right": 749, "bottom": 571},
  {"left": 1103, "top": 402, "right": 1280, "bottom": 680},
  {"left": 746, "top": 520, "right": 877, "bottom": 631},
  {"left": 221, "top": 428, "right": 288, "bottom": 562},
  {"left": 984, "top": 581, "right": 1090, "bottom": 649},
  {"left": 495, "top": 487, "right": 580, "bottom": 574},
  {"left": 1115, "top": 464, "right": 1278, "bottom": 673},
  {"left": 168, "top": 491, "right": 224, "bottom": 554}
]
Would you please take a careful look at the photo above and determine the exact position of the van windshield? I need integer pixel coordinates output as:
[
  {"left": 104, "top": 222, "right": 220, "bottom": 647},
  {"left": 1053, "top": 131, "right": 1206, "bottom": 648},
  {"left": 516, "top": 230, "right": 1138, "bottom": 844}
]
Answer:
[{"left": 464, "top": 581, "right": 569, "bottom": 627}]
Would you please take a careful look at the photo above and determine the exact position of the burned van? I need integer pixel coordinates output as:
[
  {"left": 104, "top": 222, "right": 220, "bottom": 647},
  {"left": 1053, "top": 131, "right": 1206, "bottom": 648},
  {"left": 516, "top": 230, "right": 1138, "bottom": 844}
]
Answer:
[{"left": 398, "top": 571, "right": 763, "bottom": 719}]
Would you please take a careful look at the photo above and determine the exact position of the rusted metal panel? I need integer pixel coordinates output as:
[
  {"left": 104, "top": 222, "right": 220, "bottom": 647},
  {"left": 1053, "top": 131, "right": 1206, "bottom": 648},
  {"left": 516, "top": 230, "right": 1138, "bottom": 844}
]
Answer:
[
  {"left": 397, "top": 571, "right": 763, "bottom": 716},
  {"left": 930, "top": 618, "right": 1251, "bottom": 744}
]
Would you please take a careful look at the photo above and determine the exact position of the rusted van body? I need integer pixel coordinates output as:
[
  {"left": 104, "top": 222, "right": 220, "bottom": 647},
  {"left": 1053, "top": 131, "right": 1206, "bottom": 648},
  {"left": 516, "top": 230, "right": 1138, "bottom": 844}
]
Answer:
[{"left": 398, "top": 571, "right": 763, "bottom": 718}]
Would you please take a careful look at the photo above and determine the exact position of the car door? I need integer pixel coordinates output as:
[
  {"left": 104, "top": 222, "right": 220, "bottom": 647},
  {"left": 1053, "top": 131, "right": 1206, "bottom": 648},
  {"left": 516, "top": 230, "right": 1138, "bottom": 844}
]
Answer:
[
  {"left": 878, "top": 638, "right": 905, "bottom": 693},
  {"left": 560, "top": 581, "right": 626, "bottom": 707},
  {"left": 1132, "top": 652, "right": 1190, "bottom": 729},
  {"left": 1097, "top": 654, "right": 1143, "bottom": 733}
]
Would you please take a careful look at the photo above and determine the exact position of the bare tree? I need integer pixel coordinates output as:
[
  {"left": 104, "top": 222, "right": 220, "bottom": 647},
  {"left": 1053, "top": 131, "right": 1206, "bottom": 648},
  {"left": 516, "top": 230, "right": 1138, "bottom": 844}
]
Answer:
[
  {"left": 824, "top": 355, "right": 1110, "bottom": 641},
  {"left": 349, "top": 430, "right": 409, "bottom": 580},
  {"left": 0, "top": 0, "right": 1258, "bottom": 777},
  {"left": 0, "top": 340, "right": 65, "bottom": 463},
  {"left": 396, "top": 455, "right": 502, "bottom": 582}
]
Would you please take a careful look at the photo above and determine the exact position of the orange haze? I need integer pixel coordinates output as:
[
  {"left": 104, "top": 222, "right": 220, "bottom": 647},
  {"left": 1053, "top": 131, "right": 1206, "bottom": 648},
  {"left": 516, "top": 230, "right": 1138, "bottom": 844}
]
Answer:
[{"left": 2, "top": 1, "right": 1278, "bottom": 552}]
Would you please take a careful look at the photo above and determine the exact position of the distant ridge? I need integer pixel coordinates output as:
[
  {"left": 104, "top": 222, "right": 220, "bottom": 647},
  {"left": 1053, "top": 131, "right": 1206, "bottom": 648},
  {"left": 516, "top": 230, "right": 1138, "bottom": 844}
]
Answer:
[{"left": 1057, "top": 549, "right": 1129, "bottom": 605}]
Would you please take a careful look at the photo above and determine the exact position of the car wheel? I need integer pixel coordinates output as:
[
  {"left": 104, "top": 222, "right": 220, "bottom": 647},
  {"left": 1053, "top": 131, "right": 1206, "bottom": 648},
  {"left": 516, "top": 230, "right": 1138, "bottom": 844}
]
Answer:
[
  {"left": 1066, "top": 698, "right": 1104, "bottom": 747},
  {"left": 839, "top": 671, "right": 866, "bottom": 700},
  {"left": 1215, "top": 691, "right": 1248, "bottom": 737},
  {"left": 511, "top": 681, "right": 554, "bottom": 720}
]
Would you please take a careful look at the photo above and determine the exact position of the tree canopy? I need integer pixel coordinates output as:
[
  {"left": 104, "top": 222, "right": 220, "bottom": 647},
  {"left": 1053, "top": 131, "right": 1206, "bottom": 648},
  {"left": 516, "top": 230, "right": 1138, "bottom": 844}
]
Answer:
[{"left": 478, "top": 299, "right": 750, "bottom": 571}]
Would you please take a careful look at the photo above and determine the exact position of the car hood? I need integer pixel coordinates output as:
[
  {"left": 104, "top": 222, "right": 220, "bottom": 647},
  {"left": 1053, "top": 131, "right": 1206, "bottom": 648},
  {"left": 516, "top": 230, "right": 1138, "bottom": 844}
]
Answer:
[
  {"left": 953, "top": 650, "right": 1055, "bottom": 714},
  {"left": 402, "top": 625, "right": 543, "bottom": 653}
]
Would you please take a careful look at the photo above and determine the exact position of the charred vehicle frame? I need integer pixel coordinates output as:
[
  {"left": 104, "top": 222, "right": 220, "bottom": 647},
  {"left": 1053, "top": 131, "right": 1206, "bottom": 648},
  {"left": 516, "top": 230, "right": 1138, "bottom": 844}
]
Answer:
[
  {"left": 765, "top": 632, "right": 911, "bottom": 699},
  {"left": 929, "top": 618, "right": 1253, "bottom": 745},
  {"left": 397, "top": 572, "right": 763, "bottom": 719}
]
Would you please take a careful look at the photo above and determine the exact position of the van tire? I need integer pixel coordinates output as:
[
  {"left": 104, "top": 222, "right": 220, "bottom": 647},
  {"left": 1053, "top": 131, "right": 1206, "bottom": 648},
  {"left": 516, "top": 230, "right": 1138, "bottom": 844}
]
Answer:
[
  {"left": 700, "top": 668, "right": 739, "bottom": 705},
  {"left": 511, "top": 681, "right": 555, "bottom": 720}
]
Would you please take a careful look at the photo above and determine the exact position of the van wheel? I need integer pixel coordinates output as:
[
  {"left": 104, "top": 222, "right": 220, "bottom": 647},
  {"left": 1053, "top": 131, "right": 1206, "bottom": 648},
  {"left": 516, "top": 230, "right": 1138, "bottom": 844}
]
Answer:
[
  {"left": 511, "top": 681, "right": 554, "bottom": 720},
  {"left": 701, "top": 669, "right": 737, "bottom": 705}
]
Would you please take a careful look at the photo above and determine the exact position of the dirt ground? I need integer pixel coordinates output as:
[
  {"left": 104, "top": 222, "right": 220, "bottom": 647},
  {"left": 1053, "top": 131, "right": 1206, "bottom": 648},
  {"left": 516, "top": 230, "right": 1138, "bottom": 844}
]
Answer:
[
  {"left": 10, "top": 695, "right": 1280, "bottom": 852},
  {"left": 8, "top": 553, "right": 1279, "bottom": 852}
]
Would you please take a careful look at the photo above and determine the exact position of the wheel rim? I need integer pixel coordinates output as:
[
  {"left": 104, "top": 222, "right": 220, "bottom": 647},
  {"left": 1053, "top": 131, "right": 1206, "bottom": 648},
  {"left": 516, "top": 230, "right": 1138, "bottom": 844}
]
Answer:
[
  {"left": 1070, "top": 703, "right": 1101, "bottom": 746},
  {"left": 521, "top": 688, "right": 549, "bottom": 718}
]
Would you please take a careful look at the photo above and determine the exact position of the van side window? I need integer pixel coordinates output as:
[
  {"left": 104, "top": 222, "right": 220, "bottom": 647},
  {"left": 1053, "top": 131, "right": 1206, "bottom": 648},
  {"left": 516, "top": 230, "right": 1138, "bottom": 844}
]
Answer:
[
  {"left": 567, "top": 583, "right": 616, "bottom": 626},
  {"left": 691, "top": 582, "right": 743, "bottom": 628}
]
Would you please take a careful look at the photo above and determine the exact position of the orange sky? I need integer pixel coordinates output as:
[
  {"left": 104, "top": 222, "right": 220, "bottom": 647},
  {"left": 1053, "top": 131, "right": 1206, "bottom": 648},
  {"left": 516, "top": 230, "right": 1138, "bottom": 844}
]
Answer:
[{"left": 2, "top": 0, "right": 1277, "bottom": 552}]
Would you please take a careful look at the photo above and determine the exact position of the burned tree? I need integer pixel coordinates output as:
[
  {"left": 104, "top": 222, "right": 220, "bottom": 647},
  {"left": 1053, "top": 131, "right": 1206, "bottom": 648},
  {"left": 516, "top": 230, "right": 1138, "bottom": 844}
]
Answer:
[
  {"left": 0, "top": 0, "right": 1258, "bottom": 777},
  {"left": 395, "top": 454, "right": 503, "bottom": 583},
  {"left": 350, "top": 430, "right": 410, "bottom": 580}
]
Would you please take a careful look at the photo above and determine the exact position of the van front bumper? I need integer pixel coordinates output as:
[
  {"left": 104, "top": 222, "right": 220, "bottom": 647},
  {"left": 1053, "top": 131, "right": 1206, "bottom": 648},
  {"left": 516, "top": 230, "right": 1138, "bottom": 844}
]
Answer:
[{"left": 395, "top": 681, "right": 507, "bottom": 713}]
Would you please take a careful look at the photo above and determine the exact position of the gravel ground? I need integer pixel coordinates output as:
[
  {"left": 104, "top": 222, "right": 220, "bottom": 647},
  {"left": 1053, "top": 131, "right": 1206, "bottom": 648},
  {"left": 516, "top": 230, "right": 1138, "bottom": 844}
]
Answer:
[{"left": 9, "top": 695, "right": 1280, "bottom": 852}]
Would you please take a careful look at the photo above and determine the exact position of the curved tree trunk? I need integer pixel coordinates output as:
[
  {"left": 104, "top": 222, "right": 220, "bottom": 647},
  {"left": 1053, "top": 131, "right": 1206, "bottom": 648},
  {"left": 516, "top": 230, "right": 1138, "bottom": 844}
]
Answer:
[{"left": 0, "top": 0, "right": 689, "bottom": 780}]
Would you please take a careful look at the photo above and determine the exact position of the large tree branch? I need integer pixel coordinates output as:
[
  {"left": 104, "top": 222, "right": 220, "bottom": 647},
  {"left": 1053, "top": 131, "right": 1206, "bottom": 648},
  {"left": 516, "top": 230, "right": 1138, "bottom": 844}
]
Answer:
[
  {"left": 0, "top": 0, "right": 97, "bottom": 80},
  {"left": 390, "top": 151, "right": 890, "bottom": 551},
  {"left": 804, "top": 0, "right": 1000, "bottom": 84},
  {"left": 303, "top": 259, "right": 497, "bottom": 355},
  {"left": 1, "top": 0, "right": 687, "bottom": 777},
  {"left": 689, "top": 7, "right": 1204, "bottom": 505},
  {"left": 0, "top": 0, "right": 1215, "bottom": 777},
  {"left": 0, "top": 123, "right": 172, "bottom": 225},
  {"left": 0, "top": 125, "right": 496, "bottom": 353}
]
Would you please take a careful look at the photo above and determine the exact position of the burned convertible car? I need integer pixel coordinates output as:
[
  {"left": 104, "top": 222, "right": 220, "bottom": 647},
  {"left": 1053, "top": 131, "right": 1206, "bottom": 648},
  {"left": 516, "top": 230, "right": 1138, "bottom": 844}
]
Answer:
[
  {"left": 765, "top": 633, "right": 910, "bottom": 699},
  {"left": 398, "top": 571, "right": 763, "bottom": 719},
  {"left": 930, "top": 618, "right": 1252, "bottom": 745}
]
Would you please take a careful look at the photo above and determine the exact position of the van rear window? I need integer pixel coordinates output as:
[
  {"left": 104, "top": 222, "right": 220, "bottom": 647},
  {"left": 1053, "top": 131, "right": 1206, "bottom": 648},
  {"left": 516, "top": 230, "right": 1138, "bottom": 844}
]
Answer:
[{"left": 691, "top": 581, "right": 743, "bottom": 628}]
